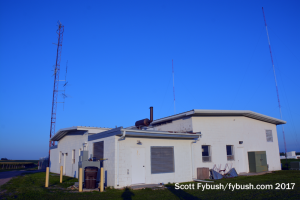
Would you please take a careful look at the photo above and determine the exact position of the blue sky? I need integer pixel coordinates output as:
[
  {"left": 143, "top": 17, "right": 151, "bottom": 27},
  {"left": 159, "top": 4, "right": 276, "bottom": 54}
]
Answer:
[{"left": 0, "top": 0, "right": 299, "bottom": 159}]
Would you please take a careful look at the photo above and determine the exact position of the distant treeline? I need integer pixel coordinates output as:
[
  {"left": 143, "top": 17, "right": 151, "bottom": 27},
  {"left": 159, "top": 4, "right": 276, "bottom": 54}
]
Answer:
[
  {"left": 0, "top": 160, "right": 38, "bottom": 164},
  {"left": 0, "top": 162, "right": 35, "bottom": 169}
]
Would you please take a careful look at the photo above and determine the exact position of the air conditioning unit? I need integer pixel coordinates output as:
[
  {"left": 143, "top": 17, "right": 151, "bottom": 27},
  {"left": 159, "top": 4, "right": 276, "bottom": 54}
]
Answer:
[{"left": 290, "top": 162, "right": 300, "bottom": 170}]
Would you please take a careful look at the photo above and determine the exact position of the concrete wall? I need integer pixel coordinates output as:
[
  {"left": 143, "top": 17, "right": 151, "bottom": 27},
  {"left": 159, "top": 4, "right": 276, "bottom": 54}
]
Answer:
[
  {"left": 50, "top": 128, "right": 110, "bottom": 178},
  {"left": 153, "top": 117, "right": 193, "bottom": 132},
  {"left": 190, "top": 116, "right": 281, "bottom": 174},
  {"left": 50, "top": 132, "right": 88, "bottom": 178},
  {"left": 49, "top": 148, "right": 58, "bottom": 172},
  {"left": 115, "top": 137, "right": 193, "bottom": 188},
  {"left": 87, "top": 135, "right": 116, "bottom": 188}
]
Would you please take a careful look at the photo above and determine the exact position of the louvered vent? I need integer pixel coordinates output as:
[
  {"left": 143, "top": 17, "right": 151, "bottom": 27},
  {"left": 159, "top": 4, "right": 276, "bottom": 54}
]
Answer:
[
  {"left": 93, "top": 141, "right": 104, "bottom": 160},
  {"left": 151, "top": 146, "right": 174, "bottom": 174},
  {"left": 266, "top": 130, "right": 273, "bottom": 142}
]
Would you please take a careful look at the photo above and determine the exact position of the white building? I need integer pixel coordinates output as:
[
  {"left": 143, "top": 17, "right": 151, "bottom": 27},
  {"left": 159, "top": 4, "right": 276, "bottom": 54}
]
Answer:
[
  {"left": 49, "top": 109, "right": 285, "bottom": 188},
  {"left": 280, "top": 151, "right": 300, "bottom": 159}
]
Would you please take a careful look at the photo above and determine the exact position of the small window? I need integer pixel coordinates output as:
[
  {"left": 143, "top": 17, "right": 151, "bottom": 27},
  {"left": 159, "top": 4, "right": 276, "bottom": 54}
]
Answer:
[
  {"left": 151, "top": 146, "right": 174, "bottom": 174},
  {"left": 202, "top": 145, "right": 211, "bottom": 162},
  {"left": 266, "top": 130, "right": 273, "bottom": 142},
  {"left": 72, "top": 149, "right": 75, "bottom": 164},
  {"left": 226, "top": 145, "right": 234, "bottom": 161},
  {"left": 59, "top": 151, "right": 61, "bottom": 163}
]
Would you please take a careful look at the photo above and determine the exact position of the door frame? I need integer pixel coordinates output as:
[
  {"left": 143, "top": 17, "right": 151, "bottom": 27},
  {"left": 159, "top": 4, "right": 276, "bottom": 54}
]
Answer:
[{"left": 131, "top": 147, "right": 146, "bottom": 184}]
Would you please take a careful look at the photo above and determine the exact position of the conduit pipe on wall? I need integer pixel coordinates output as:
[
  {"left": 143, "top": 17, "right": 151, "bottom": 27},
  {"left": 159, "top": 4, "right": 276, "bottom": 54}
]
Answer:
[
  {"left": 117, "top": 130, "right": 126, "bottom": 186},
  {"left": 191, "top": 135, "right": 201, "bottom": 179}
]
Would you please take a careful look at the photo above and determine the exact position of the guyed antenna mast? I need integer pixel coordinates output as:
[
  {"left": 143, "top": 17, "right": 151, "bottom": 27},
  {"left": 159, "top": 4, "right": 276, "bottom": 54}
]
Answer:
[{"left": 262, "top": 7, "right": 287, "bottom": 158}]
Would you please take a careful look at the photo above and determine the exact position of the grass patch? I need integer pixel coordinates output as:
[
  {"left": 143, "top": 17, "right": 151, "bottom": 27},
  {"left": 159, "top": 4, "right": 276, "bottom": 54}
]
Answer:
[{"left": 0, "top": 171, "right": 299, "bottom": 199}]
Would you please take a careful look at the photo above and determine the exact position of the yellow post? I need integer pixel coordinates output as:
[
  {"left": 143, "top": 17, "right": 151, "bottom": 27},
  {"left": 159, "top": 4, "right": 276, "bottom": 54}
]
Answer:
[
  {"left": 45, "top": 167, "right": 49, "bottom": 187},
  {"left": 60, "top": 166, "right": 63, "bottom": 183},
  {"left": 100, "top": 167, "right": 104, "bottom": 192},
  {"left": 79, "top": 168, "right": 82, "bottom": 192}
]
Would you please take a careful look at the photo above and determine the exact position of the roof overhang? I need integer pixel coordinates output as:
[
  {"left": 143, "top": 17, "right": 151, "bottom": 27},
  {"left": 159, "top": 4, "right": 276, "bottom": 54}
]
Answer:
[
  {"left": 50, "top": 126, "right": 111, "bottom": 141},
  {"left": 88, "top": 127, "right": 201, "bottom": 141},
  {"left": 151, "top": 109, "right": 286, "bottom": 125},
  {"left": 119, "top": 129, "right": 201, "bottom": 140}
]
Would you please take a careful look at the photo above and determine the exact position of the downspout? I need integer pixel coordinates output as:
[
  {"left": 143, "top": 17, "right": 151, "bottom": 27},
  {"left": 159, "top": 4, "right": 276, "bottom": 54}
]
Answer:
[
  {"left": 191, "top": 135, "right": 201, "bottom": 179},
  {"left": 117, "top": 130, "right": 126, "bottom": 186}
]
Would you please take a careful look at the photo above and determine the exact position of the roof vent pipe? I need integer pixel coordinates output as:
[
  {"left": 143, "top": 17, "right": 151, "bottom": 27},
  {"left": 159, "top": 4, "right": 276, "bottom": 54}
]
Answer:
[
  {"left": 135, "top": 107, "right": 153, "bottom": 129},
  {"left": 150, "top": 106, "right": 153, "bottom": 123}
]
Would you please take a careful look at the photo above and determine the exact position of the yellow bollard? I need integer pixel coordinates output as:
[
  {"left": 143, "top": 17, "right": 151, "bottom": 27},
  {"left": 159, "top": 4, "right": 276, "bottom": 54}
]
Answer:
[
  {"left": 45, "top": 167, "right": 49, "bottom": 187},
  {"left": 60, "top": 166, "right": 63, "bottom": 183},
  {"left": 100, "top": 167, "right": 104, "bottom": 192},
  {"left": 79, "top": 168, "right": 83, "bottom": 192}
]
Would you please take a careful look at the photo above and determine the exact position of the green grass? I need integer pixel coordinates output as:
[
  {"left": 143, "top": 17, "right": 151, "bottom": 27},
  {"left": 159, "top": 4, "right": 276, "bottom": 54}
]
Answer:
[{"left": 0, "top": 170, "right": 300, "bottom": 199}]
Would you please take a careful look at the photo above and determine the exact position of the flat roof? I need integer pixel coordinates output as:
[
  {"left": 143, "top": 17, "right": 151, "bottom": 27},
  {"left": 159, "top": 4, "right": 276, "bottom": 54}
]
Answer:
[{"left": 151, "top": 109, "right": 286, "bottom": 125}]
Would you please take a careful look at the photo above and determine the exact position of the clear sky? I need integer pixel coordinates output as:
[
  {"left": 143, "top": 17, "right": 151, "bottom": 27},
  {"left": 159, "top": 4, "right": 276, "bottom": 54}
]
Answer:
[{"left": 0, "top": 0, "right": 299, "bottom": 160}]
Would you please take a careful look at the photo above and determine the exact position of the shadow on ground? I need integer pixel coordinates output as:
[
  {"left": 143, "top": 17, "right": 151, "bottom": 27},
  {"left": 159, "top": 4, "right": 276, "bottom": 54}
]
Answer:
[{"left": 167, "top": 186, "right": 200, "bottom": 200}]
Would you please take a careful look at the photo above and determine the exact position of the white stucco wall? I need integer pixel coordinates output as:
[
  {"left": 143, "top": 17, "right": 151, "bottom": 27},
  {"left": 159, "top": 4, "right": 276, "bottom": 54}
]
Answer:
[{"left": 191, "top": 116, "right": 281, "bottom": 174}]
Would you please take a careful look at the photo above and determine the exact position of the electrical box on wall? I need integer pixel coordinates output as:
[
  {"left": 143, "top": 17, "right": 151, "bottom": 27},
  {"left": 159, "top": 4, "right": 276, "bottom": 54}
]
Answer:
[{"left": 248, "top": 151, "right": 268, "bottom": 173}]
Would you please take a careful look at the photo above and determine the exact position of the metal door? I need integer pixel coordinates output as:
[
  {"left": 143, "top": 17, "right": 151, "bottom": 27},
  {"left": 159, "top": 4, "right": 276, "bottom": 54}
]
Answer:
[
  {"left": 255, "top": 151, "right": 268, "bottom": 172},
  {"left": 236, "top": 148, "right": 245, "bottom": 173},
  {"left": 131, "top": 148, "right": 145, "bottom": 184}
]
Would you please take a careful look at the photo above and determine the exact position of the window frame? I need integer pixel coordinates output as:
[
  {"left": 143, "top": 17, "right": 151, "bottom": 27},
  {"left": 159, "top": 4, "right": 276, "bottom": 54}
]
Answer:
[
  {"left": 226, "top": 145, "right": 234, "bottom": 161},
  {"left": 202, "top": 145, "right": 211, "bottom": 162}
]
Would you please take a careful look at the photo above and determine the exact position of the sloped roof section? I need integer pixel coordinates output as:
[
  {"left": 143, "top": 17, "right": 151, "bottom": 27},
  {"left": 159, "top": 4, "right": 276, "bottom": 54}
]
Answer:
[
  {"left": 50, "top": 126, "right": 111, "bottom": 141},
  {"left": 151, "top": 109, "right": 286, "bottom": 125}
]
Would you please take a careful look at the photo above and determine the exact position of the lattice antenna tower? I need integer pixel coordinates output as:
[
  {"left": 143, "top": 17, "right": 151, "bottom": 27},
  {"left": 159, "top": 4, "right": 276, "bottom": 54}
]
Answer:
[
  {"left": 49, "top": 22, "right": 64, "bottom": 165},
  {"left": 262, "top": 8, "right": 287, "bottom": 156}
]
